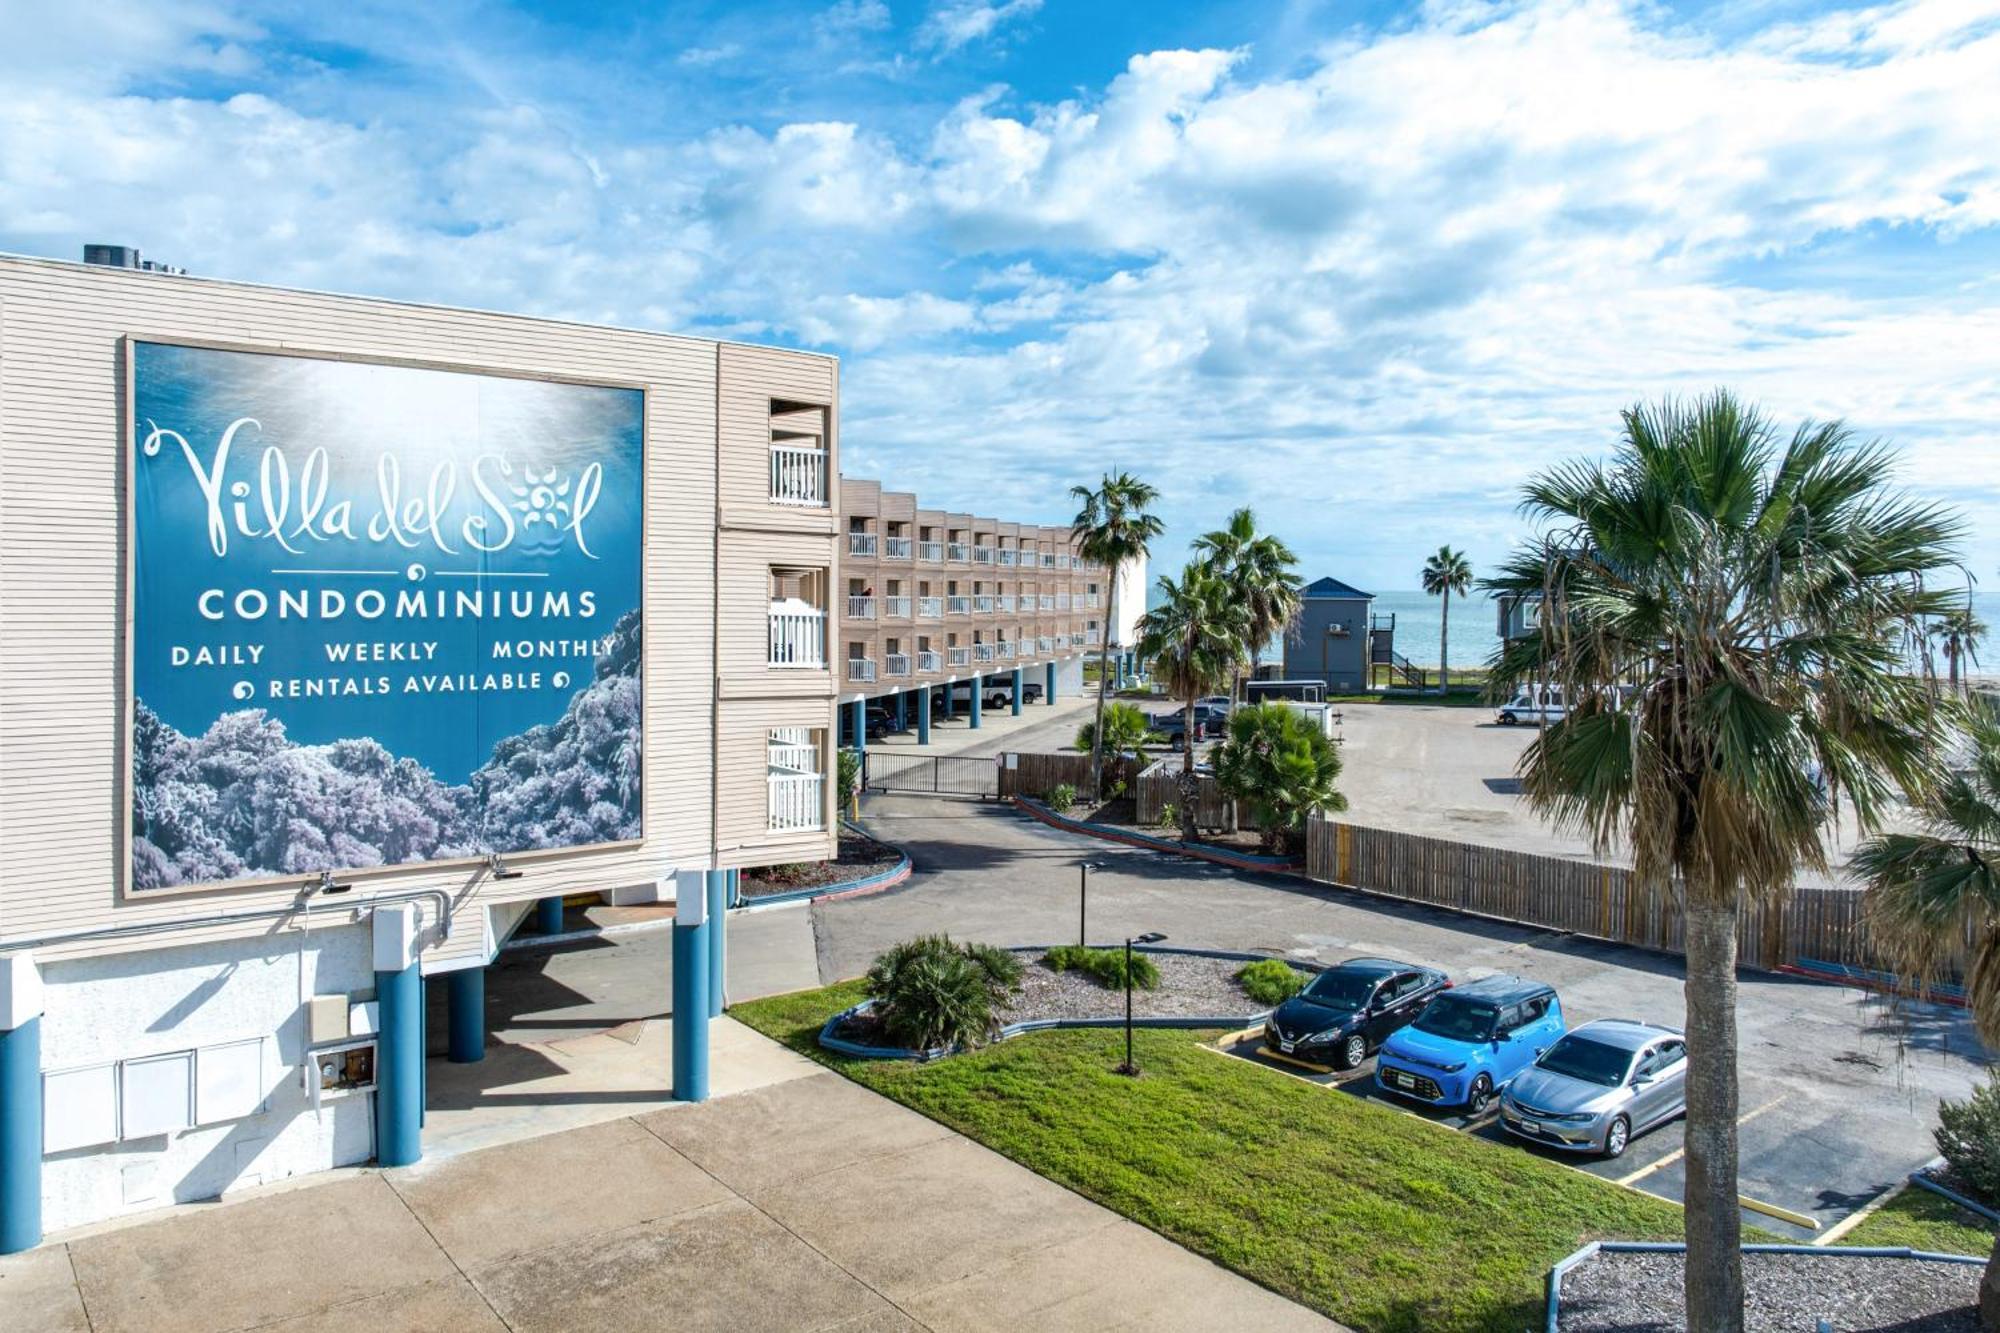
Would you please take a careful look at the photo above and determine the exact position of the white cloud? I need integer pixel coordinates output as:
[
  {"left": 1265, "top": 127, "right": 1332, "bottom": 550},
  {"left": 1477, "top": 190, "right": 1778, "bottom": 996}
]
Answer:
[{"left": 918, "top": 0, "right": 1044, "bottom": 54}]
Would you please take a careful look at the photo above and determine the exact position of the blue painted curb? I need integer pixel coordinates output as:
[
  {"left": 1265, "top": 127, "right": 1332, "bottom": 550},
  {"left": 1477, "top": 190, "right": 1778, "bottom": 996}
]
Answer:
[
  {"left": 1544, "top": 1240, "right": 1988, "bottom": 1332},
  {"left": 733, "top": 821, "right": 912, "bottom": 911},
  {"left": 817, "top": 945, "right": 1322, "bottom": 1062},
  {"left": 1012, "top": 797, "right": 1304, "bottom": 871},
  {"left": 1908, "top": 1168, "right": 2000, "bottom": 1223}
]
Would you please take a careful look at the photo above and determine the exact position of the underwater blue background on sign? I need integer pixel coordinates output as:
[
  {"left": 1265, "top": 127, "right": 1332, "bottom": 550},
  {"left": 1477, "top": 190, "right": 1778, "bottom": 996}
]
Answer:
[{"left": 128, "top": 341, "right": 645, "bottom": 890}]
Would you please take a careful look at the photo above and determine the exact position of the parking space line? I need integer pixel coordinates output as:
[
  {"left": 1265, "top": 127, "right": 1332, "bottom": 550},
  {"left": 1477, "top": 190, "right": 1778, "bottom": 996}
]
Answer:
[
  {"left": 1253, "top": 1047, "right": 1339, "bottom": 1075},
  {"left": 1738, "top": 1193, "right": 1821, "bottom": 1231},
  {"left": 1617, "top": 1095, "right": 1784, "bottom": 1186}
]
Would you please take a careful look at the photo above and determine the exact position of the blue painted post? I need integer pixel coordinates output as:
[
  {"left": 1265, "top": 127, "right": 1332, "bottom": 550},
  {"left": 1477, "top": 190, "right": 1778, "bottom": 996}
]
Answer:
[
  {"left": 894, "top": 691, "right": 907, "bottom": 732},
  {"left": 535, "top": 895, "right": 564, "bottom": 936},
  {"left": 376, "top": 958, "right": 424, "bottom": 1167},
  {"left": 917, "top": 687, "right": 932, "bottom": 745},
  {"left": 0, "top": 973, "right": 42, "bottom": 1255},
  {"left": 969, "top": 678, "right": 983, "bottom": 729},
  {"left": 728, "top": 867, "right": 741, "bottom": 910},
  {"left": 706, "top": 869, "right": 726, "bottom": 1019},
  {"left": 446, "top": 968, "right": 485, "bottom": 1064},
  {"left": 1011, "top": 667, "right": 1024, "bottom": 716},
  {"left": 1046, "top": 661, "right": 1058, "bottom": 704},
  {"left": 850, "top": 698, "right": 866, "bottom": 754},
  {"left": 942, "top": 684, "right": 954, "bottom": 720},
  {"left": 671, "top": 877, "right": 710, "bottom": 1103}
]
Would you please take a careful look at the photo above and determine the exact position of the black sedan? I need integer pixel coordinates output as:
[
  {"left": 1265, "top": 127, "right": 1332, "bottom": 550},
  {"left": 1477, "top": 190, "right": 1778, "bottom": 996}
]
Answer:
[{"left": 1263, "top": 958, "right": 1451, "bottom": 1070}]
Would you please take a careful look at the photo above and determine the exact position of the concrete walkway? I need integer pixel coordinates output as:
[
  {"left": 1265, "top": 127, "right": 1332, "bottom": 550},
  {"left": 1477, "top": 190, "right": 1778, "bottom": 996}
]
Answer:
[{"left": 2, "top": 1065, "right": 1337, "bottom": 1332}]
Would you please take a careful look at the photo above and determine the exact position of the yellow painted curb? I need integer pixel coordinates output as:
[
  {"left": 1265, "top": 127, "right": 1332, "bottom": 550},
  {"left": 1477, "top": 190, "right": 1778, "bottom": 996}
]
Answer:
[
  {"left": 1738, "top": 1194, "right": 1821, "bottom": 1231},
  {"left": 1815, "top": 1176, "right": 1910, "bottom": 1246}
]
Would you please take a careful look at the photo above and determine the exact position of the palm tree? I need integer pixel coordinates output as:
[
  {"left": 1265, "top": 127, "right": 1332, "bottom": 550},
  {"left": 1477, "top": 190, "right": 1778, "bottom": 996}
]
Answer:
[
  {"left": 1485, "top": 391, "right": 1961, "bottom": 1332},
  {"left": 1932, "top": 603, "right": 1987, "bottom": 696},
  {"left": 1137, "top": 561, "right": 1247, "bottom": 841},
  {"left": 1075, "top": 701, "right": 1157, "bottom": 771},
  {"left": 1853, "top": 721, "right": 2000, "bottom": 1314},
  {"left": 1421, "top": 545, "right": 1473, "bottom": 694},
  {"left": 1212, "top": 702, "right": 1348, "bottom": 854},
  {"left": 1194, "top": 508, "right": 1303, "bottom": 704},
  {"left": 1071, "top": 473, "right": 1164, "bottom": 800}
]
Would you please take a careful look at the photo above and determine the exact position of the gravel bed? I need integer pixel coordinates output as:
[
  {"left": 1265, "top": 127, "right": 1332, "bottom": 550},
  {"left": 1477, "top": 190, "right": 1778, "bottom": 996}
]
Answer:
[
  {"left": 1558, "top": 1248, "right": 1980, "bottom": 1332},
  {"left": 996, "top": 950, "right": 1275, "bottom": 1024}
]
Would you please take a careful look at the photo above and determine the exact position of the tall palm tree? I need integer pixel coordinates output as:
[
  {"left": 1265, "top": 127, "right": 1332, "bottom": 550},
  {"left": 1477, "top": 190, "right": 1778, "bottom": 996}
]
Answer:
[
  {"left": 1071, "top": 473, "right": 1165, "bottom": 800},
  {"left": 1485, "top": 391, "right": 1960, "bottom": 1333},
  {"left": 1194, "top": 508, "right": 1302, "bottom": 704},
  {"left": 1421, "top": 545, "right": 1473, "bottom": 693},
  {"left": 1932, "top": 603, "right": 1987, "bottom": 696},
  {"left": 1137, "top": 561, "right": 1247, "bottom": 841},
  {"left": 1853, "top": 720, "right": 2000, "bottom": 1315}
]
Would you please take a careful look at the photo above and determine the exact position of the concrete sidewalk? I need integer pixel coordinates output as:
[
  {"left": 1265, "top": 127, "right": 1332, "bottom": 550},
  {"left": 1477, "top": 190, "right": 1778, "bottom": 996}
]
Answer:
[{"left": 2, "top": 1065, "right": 1338, "bottom": 1332}]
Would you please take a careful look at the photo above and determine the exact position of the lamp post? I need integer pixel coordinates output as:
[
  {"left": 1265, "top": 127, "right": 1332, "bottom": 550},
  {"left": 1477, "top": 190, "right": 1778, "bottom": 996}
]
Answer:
[
  {"left": 1119, "top": 932, "right": 1167, "bottom": 1076},
  {"left": 1078, "top": 861, "right": 1101, "bottom": 947}
]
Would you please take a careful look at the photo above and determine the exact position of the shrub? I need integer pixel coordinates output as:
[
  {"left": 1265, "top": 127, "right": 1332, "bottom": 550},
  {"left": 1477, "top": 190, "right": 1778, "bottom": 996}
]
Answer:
[
  {"left": 1046, "top": 782, "right": 1078, "bottom": 812},
  {"left": 1212, "top": 702, "right": 1349, "bottom": 853},
  {"left": 837, "top": 748, "right": 862, "bottom": 815},
  {"left": 1936, "top": 1070, "right": 2000, "bottom": 1204},
  {"left": 1157, "top": 802, "right": 1179, "bottom": 831},
  {"left": 1236, "top": 959, "right": 1306, "bottom": 1006},
  {"left": 1076, "top": 701, "right": 1157, "bottom": 759},
  {"left": 865, "top": 935, "right": 1021, "bottom": 1051},
  {"left": 1043, "top": 944, "right": 1160, "bottom": 990}
]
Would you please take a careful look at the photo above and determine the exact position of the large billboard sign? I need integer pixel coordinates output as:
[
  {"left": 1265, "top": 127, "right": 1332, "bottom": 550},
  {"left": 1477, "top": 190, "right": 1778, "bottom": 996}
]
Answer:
[{"left": 126, "top": 341, "right": 645, "bottom": 893}]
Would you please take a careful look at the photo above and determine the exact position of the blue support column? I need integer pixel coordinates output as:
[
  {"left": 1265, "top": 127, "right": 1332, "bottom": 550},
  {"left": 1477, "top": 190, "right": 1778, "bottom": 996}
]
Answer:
[
  {"left": 0, "top": 1003, "right": 42, "bottom": 1255},
  {"left": 894, "top": 691, "right": 907, "bottom": 731},
  {"left": 917, "top": 687, "right": 932, "bottom": 744},
  {"left": 535, "top": 895, "right": 564, "bottom": 936},
  {"left": 706, "top": 869, "right": 727, "bottom": 1019},
  {"left": 1046, "top": 661, "right": 1058, "bottom": 703},
  {"left": 1011, "top": 667, "right": 1024, "bottom": 716},
  {"left": 969, "top": 678, "right": 983, "bottom": 729},
  {"left": 849, "top": 698, "right": 866, "bottom": 754},
  {"left": 672, "top": 875, "right": 710, "bottom": 1103},
  {"left": 376, "top": 964, "right": 424, "bottom": 1167},
  {"left": 446, "top": 968, "right": 485, "bottom": 1064}
]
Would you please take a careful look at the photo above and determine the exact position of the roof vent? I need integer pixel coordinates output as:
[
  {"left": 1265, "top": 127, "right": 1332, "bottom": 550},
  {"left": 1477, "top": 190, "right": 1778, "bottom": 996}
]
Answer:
[{"left": 82, "top": 244, "right": 185, "bottom": 275}]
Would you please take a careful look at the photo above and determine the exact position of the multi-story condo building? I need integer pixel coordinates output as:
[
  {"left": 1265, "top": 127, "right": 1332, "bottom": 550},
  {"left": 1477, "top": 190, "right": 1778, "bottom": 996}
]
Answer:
[
  {"left": 835, "top": 479, "right": 1125, "bottom": 739},
  {"left": 0, "top": 253, "right": 843, "bottom": 1249}
]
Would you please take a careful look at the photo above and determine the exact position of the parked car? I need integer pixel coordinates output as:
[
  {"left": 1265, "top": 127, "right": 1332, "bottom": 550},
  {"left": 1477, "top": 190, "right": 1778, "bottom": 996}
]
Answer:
[
  {"left": 982, "top": 681, "right": 1044, "bottom": 710},
  {"left": 1150, "top": 705, "right": 1227, "bottom": 748},
  {"left": 863, "top": 705, "right": 900, "bottom": 739},
  {"left": 1263, "top": 958, "right": 1451, "bottom": 1070},
  {"left": 1499, "top": 1019, "right": 1686, "bottom": 1158},
  {"left": 1496, "top": 687, "right": 1566, "bottom": 725},
  {"left": 1374, "top": 975, "right": 1565, "bottom": 1113}
]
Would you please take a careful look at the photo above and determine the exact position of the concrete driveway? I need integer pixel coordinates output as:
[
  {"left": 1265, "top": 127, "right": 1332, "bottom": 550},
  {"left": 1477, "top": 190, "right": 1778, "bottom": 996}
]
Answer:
[{"left": 825, "top": 793, "right": 1988, "bottom": 1240}]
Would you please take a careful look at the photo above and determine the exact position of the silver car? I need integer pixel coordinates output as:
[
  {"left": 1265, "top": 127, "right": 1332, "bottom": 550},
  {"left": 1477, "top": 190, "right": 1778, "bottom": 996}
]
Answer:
[{"left": 1498, "top": 1019, "right": 1686, "bottom": 1158}]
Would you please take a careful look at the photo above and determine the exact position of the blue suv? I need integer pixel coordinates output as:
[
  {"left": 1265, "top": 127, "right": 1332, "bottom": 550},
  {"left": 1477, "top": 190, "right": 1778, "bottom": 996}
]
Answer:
[{"left": 1374, "top": 975, "right": 1565, "bottom": 1114}]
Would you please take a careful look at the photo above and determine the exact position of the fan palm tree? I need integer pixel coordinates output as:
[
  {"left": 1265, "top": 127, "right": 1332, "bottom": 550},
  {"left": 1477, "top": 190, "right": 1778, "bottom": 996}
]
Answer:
[
  {"left": 1137, "top": 561, "right": 1248, "bottom": 841},
  {"left": 1212, "top": 702, "right": 1349, "bottom": 854},
  {"left": 1194, "top": 508, "right": 1303, "bottom": 704},
  {"left": 1932, "top": 604, "right": 1987, "bottom": 696},
  {"left": 1421, "top": 545, "right": 1473, "bottom": 693},
  {"left": 1071, "top": 473, "right": 1164, "bottom": 800},
  {"left": 1485, "top": 390, "right": 1961, "bottom": 1333}
]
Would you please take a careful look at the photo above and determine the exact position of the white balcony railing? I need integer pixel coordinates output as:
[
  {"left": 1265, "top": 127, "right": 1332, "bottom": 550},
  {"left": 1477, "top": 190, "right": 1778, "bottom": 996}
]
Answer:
[
  {"left": 1057, "top": 554, "right": 1072, "bottom": 569},
  {"left": 884, "top": 595, "right": 911, "bottom": 618},
  {"left": 847, "top": 658, "right": 877, "bottom": 682},
  {"left": 769, "top": 740, "right": 818, "bottom": 773},
  {"left": 1038, "top": 636, "right": 1053, "bottom": 652},
  {"left": 947, "top": 542, "right": 971, "bottom": 562},
  {"left": 917, "top": 650, "right": 942, "bottom": 673},
  {"left": 974, "top": 644, "right": 995, "bottom": 663},
  {"left": 997, "top": 595, "right": 1015, "bottom": 613},
  {"left": 918, "top": 596, "right": 943, "bottom": 618},
  {"left": 768, "top": 771, "right": 824, "bottom": 832},
  {"left": 948, "top": 647, "right": 971, "bottom": 667},
  {"left": 973, "top": 595, "right": 994, "bottom": 614},
  {"left": 1086, "top": 630, "right": 1103, "bottom": 645},
  {"left": 946, "top": 595, "right": 970, "bottom": 615},
  {"left": 973, "top": 546, "right": 994, "bottom": 565},
  {"left": 769, "top": 602, "right": 825, "bottom": 667},
  {"left": 918, "top": 540, "right": 945, "bottom": 562},
  {"left": 1086, "top": 595, "right": 1101, "bottom": 609},
  {"left": 885, "top": 536, "right": 912, "bottom": 559},
  {"left": 847, "top": 595, "right": 876, "bottom": 620},
  {"left": 770, "top": 445, "right": 828, "bottom": 507},
  {"left": 998, "top": 549, "right": 1016, "bottom": 566},
  {"left": 885, "top": 653, "right": 912, "bottom": 677},
  {"left": 1041, "top": 552, "right": 1057, "bottom": 568},
  {"left": 1039, "top": 595, "right": 1055, "bottom": 611},
  {"left": 847, "top": 532, "right": 878, "bottom": 557},
  {"left": 997, "top": 642, "right": 1015, "bottom": 659},
  {"left": 1056, "top": 594, "right": 1071, "bottom": 610}
]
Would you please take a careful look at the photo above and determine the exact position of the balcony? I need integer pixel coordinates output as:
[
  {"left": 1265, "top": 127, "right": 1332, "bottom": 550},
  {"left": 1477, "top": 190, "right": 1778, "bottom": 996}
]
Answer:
[
  {"left": 768, "top": 766, "right": 824, "bottom": 831},
  {"left": 847, "top": 595, "right": 876, "bottom": 620},
  {"left": 885, "top": 536, "right": 912, "bottom": 560},
  {"left": 917, "top": 650, "right": 942, "bottom": 673},
  {"left": 1038, "top": 595, "right": 1055, "bottom": 611},
  {"left": 885, "top": 653, "right": 912, "bottom": 677},
  {"left": 1056, "top": 594, "right": 1071, "bottom": 610},
  {"left": 997, "top": 641, "right": 1015, "bottom": 659},
  {"left": 847, "top": 532, "right": 878, "bottom": 558},
  {"left": 947, "top": 542, "right": 970, "bottom": 562},
  {"left": 884, "top": 595, "right": 911, "bottom": 618},
  {"left": 1040, "top": 552, "right": 1057, "bottom": 568},
  {"left": 974, "top": 644, "right": 995, "bottom": 663},
  {"left": 948, "top": 647, "right": 971, "bottom": 667},
  {"left": 1037, "top": 636, "right": 1053, "bottom": 653},
  {"left": 847, "top": 657, "right": 877, "bottom": 683},
  {"left": 973, "top": 595, "right": 994, "bottom": 614},
  {"left": 769, "top": 602, "right": 825, "bottom": 668},
  {"left": 973, "top": 545, "right": 994, "bottom": 565},
  {"left": 918, "top": 540, "right": 945, "bottom": 562},
  {"left": 997, "top": 549, "right": 1016, "bottom": 566},
  {"left": 996, "top": 595, "right": 1015, "bottom": 613},
  {"left": 769, "top": 444, "right": 828, "bottom": 507},
  {"left": 1086, "top": 595, "right": 1101, "bottom": 609},
  {"left": 1086, "top": 630, "right": 1103, "bottom": 645},
  {"left": 918, "top": 596, "right": 943, "bottom": 618},
  {"left": 946, "top": 595, "right": 970, "bottom": 615}
]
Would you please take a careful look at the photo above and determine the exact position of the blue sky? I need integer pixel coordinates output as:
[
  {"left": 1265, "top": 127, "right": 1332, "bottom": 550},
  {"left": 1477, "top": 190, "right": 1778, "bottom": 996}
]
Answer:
[{"left": 4, "top": 0, "right": 1997, "bottom": 591}]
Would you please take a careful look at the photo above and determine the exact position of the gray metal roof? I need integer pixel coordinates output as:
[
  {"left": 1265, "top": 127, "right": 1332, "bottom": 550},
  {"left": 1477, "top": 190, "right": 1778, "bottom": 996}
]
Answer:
[{"left": 1300, "top": 576, "right": 1374, "bottom": 600}]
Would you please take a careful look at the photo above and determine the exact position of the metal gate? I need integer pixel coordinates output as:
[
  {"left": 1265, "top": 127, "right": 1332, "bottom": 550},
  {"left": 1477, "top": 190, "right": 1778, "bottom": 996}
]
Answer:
[{"left": 863, "top": 751, "right": 1000, "bottom": 798}]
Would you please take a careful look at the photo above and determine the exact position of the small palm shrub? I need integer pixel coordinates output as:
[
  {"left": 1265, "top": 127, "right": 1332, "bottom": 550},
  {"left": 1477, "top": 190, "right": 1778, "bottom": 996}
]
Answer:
[
  {"left": 1212, "top": 702, "right": 1348, "bottom": 853},
  {"left": 1043, "top": 944, "right": 1160, "bottom": 990},
  {"left": 1157, "top": 802, "right": 1179, "bottom": 831},
  {"left": 1935, "top": 1071, "right": 2000, "bottom": 1204},
  {"left": 837, "top": 749, "right": 862, "bottom": 816},
  {"left": 1045, "top": 782, "right": 1078, "bottom": 812},
  {"left": 1076, "top": 701, "right": 1157, "bottom": 759},
  {"left": 865, "top": 935, "right": 1021, "bottom": 1051},
  {"left": 1235, "top": 959, "right": 1305, "bottom": 1006}
]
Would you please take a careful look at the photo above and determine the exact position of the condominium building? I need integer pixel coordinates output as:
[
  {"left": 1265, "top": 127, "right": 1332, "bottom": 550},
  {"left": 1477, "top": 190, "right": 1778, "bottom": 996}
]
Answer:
[{"left": 0, "top": 253, "right": 842, "bottom": 1248}]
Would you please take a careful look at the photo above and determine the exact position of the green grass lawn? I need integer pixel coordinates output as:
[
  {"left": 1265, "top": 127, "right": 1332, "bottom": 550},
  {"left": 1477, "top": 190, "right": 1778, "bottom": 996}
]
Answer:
[
  {"left": 732, "top": 982, "right": 1684, "bottom": 1333},
  {"left": 1841, "top": 1183, "right": 1995, "bottom": 1257}
]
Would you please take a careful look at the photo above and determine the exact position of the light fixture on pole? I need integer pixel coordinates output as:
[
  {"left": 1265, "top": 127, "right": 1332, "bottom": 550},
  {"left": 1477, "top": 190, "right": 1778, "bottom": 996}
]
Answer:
[
  {"left": 486, "top": 852, "right": 523, "bottom": 882},
  {"left": 1118, "top": 932, "right": 1167, "bottom": 1077}
]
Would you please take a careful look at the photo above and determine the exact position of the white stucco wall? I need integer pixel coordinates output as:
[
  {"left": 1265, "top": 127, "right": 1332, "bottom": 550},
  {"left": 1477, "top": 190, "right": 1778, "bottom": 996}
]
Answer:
[{"left": 39, "top": 924, "right": 377, "bottom": 1232}]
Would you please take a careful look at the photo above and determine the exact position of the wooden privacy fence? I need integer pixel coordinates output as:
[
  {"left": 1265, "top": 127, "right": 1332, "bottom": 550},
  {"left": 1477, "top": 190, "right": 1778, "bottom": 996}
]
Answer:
[
  {"left": 998, "top": 751, "right": 1140, "bottom": 800},
  {"left": 1304, "top": 816, "right": 1902, "bottom": 974},
  {"left": 1133, "top": 759, "right": 1256, "bottom": 830}
]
